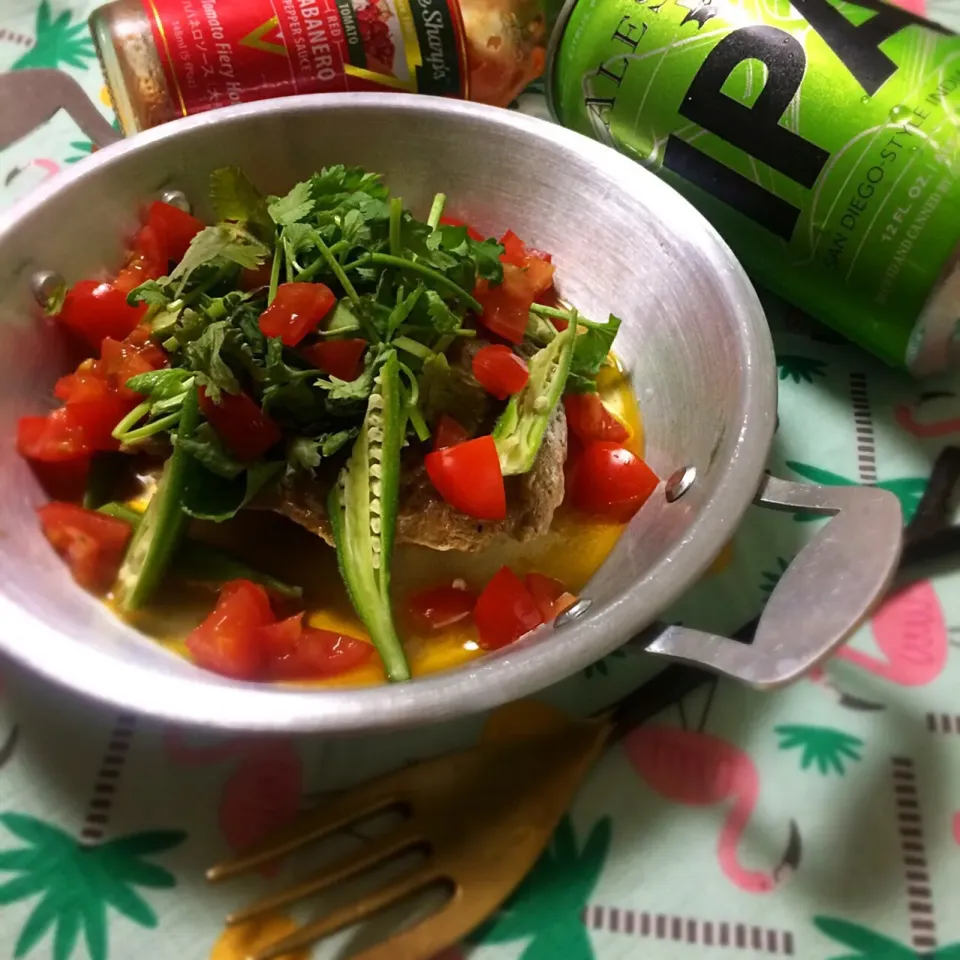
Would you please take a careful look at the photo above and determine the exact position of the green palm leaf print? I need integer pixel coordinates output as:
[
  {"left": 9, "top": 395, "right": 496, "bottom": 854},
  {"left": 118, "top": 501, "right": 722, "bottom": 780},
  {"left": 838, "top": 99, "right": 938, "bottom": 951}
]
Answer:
[
  {"left": 473, "top": 815, "right": 611, "bottom": 959},
  {"left": 13, "top": 1, "right": 96, "bottom": 71},
  {"left": 0, "top": 812, "right": 184, "bottom": 960},
  {"left": 775, "top": 725, "right": 864, "bottom": 776}
]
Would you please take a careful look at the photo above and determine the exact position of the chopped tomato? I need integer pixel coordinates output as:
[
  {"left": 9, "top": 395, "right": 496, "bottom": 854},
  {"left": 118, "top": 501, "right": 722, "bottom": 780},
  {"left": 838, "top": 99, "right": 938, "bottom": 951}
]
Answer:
[
  {"left": 472, "top": 344, "right": 529, "bottom": 400},
  {"left": 37, "top": 501, "right": 132, "bottom": 592},
  {"left": 301, "top": 338, "right": 366, "bottom": 381},
  {"left": 114, "top": 224, "right": 167, "bottom": 293},
  {"left": 474, "top": 566, "right": 544, "bottom": 650},
  {"left": 257, "top": 613, "right": 304, "bottom": 656},
  {"left": 569, "top": 442, "right": 659, "bottom": 522},
  {"left": 474, "top": 265, "right": 534, "bottom": 344},
  {"left": 240, "top": 262, "right": 274, "bottom": 291},
  {"left": 498, "top": 230, "right": 555, "bottom": 298},
  {"left": 267, "top": 626, "right": 373, "bottom": 680},
  {"left": 62, "top": 392, "right": 134, "bottom": 451},
  {"left": 407, "top": 583, "right": 477, "bottom": 630},
  {"left": 524, "top": 573, "right": 577, "bottom": 622},
  {"left": 439, "top": 215, "right": 484, "bottom": 242},
  {"left": 28, "top": 456, "right": 90, "bottom": 502},
  {"left": 199, "top": 387, "right": 282, "bottom": 462},
  {"left": 145, "top": 200, "right": 205, "bottom": 262},
  {"left": 185, "top": 579, "right": 274, "bottom": 680},
  {"left": 433, "top": 414, "right": 469, "bottom": 451},
  {"left": 18, "top": 408, "right": 92, "bottom": 462},
  {"left": 99, "top": 327, "right": 168, "bottom": 399},
  {"left": 54, "top": 368, "right": 111, "bottom": 405},
  {"left": 259, "top": 282, "right": 336, "bottom": 346},
  {"left": 57, "top": 280, "right": 146, "bottom": 350},
  {"left": 564, "top": 393, "right": 629, "bottom": 444},
  {"left": 424, "top": 435, "right": 506, "bottom": 521}
]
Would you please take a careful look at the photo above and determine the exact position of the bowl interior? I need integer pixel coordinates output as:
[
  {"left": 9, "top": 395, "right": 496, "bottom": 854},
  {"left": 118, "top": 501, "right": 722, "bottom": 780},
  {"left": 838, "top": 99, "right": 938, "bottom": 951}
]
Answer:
[{"left": 0, "top": 95, "right": 775, "bottom": 730}]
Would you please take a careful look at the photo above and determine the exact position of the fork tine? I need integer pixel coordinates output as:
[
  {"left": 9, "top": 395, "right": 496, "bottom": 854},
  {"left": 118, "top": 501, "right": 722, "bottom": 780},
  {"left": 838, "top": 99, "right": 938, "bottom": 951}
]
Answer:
[
  {"left": 226, "top": 826, "right": 424, "bottom": 925},
  {"left": 247, "top": 866, "right": 440, "bottom": 960},
  {"left": 347, "top": 894, "right": 467, "bottom": 960},
  {"left": 207, "top": 791, "right": 398, "bottom": 882}
]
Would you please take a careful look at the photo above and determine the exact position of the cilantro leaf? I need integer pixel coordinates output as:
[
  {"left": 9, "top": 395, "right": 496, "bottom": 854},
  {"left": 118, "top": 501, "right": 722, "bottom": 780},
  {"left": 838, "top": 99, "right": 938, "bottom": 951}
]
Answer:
[
  {"left": 127, "top": 279, "right": 170, "bottom": 307},
  {"left": 182, "top": 321, "right": 240, "bottom": 401},
  {"left": 269, "top": 181, "right": 315, "bottom": 226},
  {"left": 209, "top": 167, "right": 273, "bottom": 236},
  {"left": 170, "top": 224, "right": 269, "bottom": 291},
  {"left": 177, "top": 423, "right": 245, "bottom": 479},
  {"left": 423, "top": 289, "right": 462, "bottom": 334},
  {"left": 182, "top": 459, "right": 283, "bottom": 522},
  {"left": 468, "top": 236, "right": 505, "bottom": 283},
  {"left": 567, "top": 313, "right": 622, "bottom": 393},
  {"left": 126, "top": 368, "right": 193, "bottom": 401},
  {"left": 286, "top": 429, "right": 358, "bottom": 476}
]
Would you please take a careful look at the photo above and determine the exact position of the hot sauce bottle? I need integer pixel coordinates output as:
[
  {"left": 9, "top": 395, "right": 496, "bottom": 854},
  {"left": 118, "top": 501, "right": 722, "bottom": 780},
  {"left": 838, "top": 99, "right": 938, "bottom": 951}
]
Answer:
[{"left": 89, "top": 0, "right": 551, "bottom": 134}]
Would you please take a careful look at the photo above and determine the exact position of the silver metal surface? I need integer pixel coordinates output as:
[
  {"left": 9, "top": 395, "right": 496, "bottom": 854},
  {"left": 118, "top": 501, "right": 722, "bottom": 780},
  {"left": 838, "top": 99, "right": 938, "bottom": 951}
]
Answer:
[
  {"left": 644, "top": 476, "right": 903, "bottom": 686},
  {"left": 29, "top": 269, "right": 64, "bottom": 309},
  {"left": 160, "top": 188, "right": 191, "bottom": 212},
  {"left": 664, "top": 466, "right": 696, "bottom": 503},
  {"left": 0, "top": 94, "right": 901, "bottom": 731},
  {"left": 553, "top": 599, "right": 593, "bottom": 628}
]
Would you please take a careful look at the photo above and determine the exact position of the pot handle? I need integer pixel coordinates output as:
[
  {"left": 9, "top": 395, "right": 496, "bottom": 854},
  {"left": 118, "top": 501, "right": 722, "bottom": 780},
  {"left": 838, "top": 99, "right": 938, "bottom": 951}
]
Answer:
[{"left": 640, "top": 475, "right": 903, "bottom": 688}]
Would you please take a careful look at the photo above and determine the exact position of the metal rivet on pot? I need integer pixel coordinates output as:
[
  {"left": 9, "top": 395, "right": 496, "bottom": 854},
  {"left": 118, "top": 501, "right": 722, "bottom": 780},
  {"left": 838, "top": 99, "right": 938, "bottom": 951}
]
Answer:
[
  {"left": 160, "top": 188, "right": 191, "bottom": 212},
  {"left": 555, "top": 599, "right": 592, "bottom": 628},
  {"left": 665, "top": 465, "right": 696, "bottom": 503},
  {"left": 30, "top": 269, "right": 64, "bottom": 309}
]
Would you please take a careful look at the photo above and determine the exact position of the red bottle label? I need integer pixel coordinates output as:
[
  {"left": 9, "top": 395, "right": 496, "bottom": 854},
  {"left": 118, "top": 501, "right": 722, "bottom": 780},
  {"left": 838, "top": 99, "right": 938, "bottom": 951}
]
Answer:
[{"left": 142, "top": 0, "right": 469, "bottom": 116}]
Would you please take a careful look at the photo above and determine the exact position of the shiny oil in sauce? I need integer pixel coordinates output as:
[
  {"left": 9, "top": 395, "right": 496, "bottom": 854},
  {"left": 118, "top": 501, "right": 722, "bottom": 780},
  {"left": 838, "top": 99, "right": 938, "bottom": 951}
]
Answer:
[{"left": 128, "top": 361, "right": 642, "bottom": 685}]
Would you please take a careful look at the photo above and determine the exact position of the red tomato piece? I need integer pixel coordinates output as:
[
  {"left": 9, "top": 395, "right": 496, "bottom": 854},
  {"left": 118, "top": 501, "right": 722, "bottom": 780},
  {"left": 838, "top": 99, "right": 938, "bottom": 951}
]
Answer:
[
  {"left": 474, "top": 566, "right": 544, "bottom": 650},
  {"left": 439, "top": 216, "right": 484, "bottom": 242},
  {"left": 199, "top": 387, "right": 282, "bottom": 462},
  {"left": 300, "top": 339, "right": 367, "bottom": 381},
  {"left": 498, "top": 230, "right": 555, "bottom": 297},
  {"left": 57, "top": 280, "right": 146, "bottom": 350},
  {"left": 474, "top": 264, "right": 534, "bottom": 345},
  {"left": 27, "top": 456, "right": 90, "bottom": 503},
  {"left": 433, "top": 414, "right": 469, "bottom": 451},
  {"left": 564, "top": 393, "right": 629, "bottom": 444},
  {"left": 424, "top": 435, "right": 506, "bottom": 521},
  {"left": 268, "top": 627, "right": 373, "bottom": 680},
  {"left": 114, "top": 224, "right": 167, "bottom": 293},
  {"left": 240, "top": 263, "right": 274, "bottom": 291},
  {"left": 54, "top": 368, "right": 110, "bottom": 405},
  {"left": 100, "top": 329, "right": 168, "bottom": 398},
  {"left": 18, "top": 408, "right": 91, "bottom": 462},
  {"left": 64, "top": 392, "right": 135, "bottom": 451},
  {"left": 407, "top": 584, "right": 477, "bottom": 631},
  {"left": 472, "top": 344, "right": 529, "bottom": 400},
  {"left": 146, "top": 200, "right": 205, "bottom": 262},
  {"left": 524, "top": 573, "right": 571, "bottom": 622},
  {"left": 570, "top": 442, "right": 659, "bottom": 522},
  {"left": 37, "top": 501, "right": 132, "bottom": 592},
  {"left": 185, "top": 579, "right": 274, "bottom": 680},
  {"left": 259, "top": 282, "right": 336, "bottom": 347},
  {"left": 257, "top": 613, "right": 304, "bottom": 657}
]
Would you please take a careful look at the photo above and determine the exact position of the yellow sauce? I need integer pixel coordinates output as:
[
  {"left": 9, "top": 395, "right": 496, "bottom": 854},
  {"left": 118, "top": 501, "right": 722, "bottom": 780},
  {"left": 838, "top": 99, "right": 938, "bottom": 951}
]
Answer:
[{"left": 127, "top": 359, "right": 642, "bottom": 686}]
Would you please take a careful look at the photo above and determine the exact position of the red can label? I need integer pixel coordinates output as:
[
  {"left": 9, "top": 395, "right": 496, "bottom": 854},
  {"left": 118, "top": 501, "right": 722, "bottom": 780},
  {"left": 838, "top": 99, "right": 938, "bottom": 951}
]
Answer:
[{"left": 143, "top": 0, "right": 469, "bottom": 115}]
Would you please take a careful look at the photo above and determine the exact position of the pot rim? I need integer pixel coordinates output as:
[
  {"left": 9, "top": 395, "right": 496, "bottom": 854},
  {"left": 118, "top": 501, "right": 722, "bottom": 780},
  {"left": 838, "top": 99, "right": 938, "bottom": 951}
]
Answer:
[{"left": 0, "top": 94, "right": 776, "bottom": 731}]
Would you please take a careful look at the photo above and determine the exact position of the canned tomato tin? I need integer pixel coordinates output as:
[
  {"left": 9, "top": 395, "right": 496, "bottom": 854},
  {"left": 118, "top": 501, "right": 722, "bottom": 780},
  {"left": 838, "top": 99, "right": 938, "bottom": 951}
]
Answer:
[{"left": 547, "top": 0, "right": 960, "bottom": 374}]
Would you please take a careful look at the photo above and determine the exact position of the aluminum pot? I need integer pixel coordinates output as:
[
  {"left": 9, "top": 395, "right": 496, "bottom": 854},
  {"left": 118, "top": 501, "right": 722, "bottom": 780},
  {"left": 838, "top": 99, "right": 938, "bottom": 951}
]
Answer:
[{"left": 0, "top": 92, "right": 903, "bottom": 732}]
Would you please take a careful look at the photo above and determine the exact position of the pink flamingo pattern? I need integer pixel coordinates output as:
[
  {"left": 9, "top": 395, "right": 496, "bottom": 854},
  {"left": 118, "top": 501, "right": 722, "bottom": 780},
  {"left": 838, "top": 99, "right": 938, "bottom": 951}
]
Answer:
[
  {"left": 809, "top": 580, "right": 948, "bottom": 711},
  {"left": 623, "top": 718, "right": 801, "bottom": 894},
  {"left": 163, "top": 729, "right": 303, "bottom": 876}
]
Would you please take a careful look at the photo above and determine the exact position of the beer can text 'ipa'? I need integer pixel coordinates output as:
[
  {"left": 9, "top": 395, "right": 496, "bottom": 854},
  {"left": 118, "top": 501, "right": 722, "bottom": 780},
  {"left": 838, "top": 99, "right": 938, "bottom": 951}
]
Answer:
[{"left": 549, "top": 0, "right": 960, "bottom": 373}]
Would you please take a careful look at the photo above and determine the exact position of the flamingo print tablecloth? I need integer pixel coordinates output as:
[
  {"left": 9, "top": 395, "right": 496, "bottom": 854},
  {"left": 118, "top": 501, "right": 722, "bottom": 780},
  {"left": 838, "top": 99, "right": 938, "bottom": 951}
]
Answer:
[{"left": 2, "top": 2, "right": 960, "bottom": 959}]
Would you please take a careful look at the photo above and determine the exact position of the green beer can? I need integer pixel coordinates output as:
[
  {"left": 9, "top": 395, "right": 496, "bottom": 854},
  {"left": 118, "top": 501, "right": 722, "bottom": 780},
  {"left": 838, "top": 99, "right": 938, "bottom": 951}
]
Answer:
[{"left": 547, "top": 0, "right": 960, "bottom": 373}]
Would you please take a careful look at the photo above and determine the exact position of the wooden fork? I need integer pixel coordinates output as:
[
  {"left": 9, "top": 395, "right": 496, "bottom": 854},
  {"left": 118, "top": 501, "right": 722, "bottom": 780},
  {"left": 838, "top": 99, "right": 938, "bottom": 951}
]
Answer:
[{"left": 205, "top": 662, "right": 709, "bottom": 960}]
